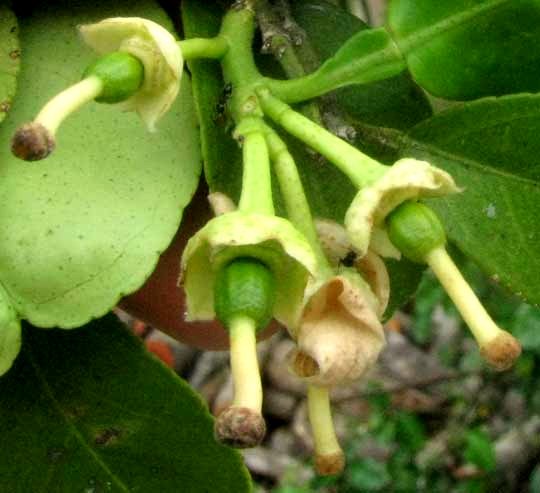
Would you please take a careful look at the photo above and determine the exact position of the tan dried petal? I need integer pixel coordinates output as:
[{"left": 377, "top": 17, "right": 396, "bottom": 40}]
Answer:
[
  {"left": 315, "top": 219, "right": 389, "bottom": 316},
  {"left": 345, "top": 158, "right": 460, "bottom": 258},
  {"left": 289, "top": 274, "right": 385, "bottom": 386}
]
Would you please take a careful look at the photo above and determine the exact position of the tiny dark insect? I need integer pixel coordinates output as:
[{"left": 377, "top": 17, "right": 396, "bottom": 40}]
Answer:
[
  {"left": 340, "top": 251, "right": 357, "bottom": 267},
  {"left": 213, "top": 83, "right": 233, "bottom": 126}
]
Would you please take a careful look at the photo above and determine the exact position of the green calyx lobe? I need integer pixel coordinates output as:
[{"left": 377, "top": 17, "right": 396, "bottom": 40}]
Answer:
[
  {"left": 82, "top": 51, "right": 144, "bottom": 104},
  {"left": 387, "top": 201, "right": 446, "bottom": 263},
  {"left": 214, "top": 257, "right": 276, "bottom": 331}
]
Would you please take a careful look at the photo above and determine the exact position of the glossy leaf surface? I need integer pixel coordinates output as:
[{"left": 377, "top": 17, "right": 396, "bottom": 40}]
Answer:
[
  {"left": 0, "top": 6, "right": 19, "bottom": 124},
  {"left": 292, "top": 0, "right": 432, "bottom": 130},
  {"left": 0, "top": 315, "right": 251, "bottom": 493},
  {"left": 0, "top": 0, "right": 201, "bottom": 328},
  {"left": 388, "top": 0, "right": 540, "bottom": 100},
  {"left": 400, "top": 94, "right": 540, "bottom": 305}
]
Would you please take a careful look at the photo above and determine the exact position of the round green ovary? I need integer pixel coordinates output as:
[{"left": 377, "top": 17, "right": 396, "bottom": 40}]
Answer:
[
  {"left": 214, "top": 258, "right": 276, "bottom": 331},
  {"left": 82, "top": 52, "right": 144, "bottom": 104},
  {"left": 386, "top": 201, "right": 446, "bottom": 263}
]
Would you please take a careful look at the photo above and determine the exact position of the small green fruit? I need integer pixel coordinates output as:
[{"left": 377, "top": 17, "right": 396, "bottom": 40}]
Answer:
[
  {"left": 82, "top": 52, "right": 144, "bottom": 104},
  {"left": 214, "top": 257, "right": 276, "bottom": 331},
  {"left": 386, "top": 201, "right": 446, "bottom": 263}
]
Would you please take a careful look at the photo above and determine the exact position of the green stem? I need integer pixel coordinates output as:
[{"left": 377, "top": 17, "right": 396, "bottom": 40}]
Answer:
[
  {"left": 219, "top": 6, "right": 264, "bottom": 121},
  {"left": 263, "top": 125, "right": 332, "bottom": 276},
  {"left": 237, "top": 118, "right": 274, "bottom": 215},
  {"left": 265, "top": 27, "right": 405, "bottom": 103},
  {"left": 257, "top": 89, "right": 386, "bottom": 188},
  {"left": 254, "top": 0, "right": 323, "bottom": 124},
  {"left": 178, "top": 36, "right": 230, "bottom": 60}
]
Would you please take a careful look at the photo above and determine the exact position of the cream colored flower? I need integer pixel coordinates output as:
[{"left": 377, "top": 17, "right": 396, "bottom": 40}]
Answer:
[
  {"left": 284, "top": 219, "right": 388, "bottom": 386},
  {"left": 79, "top": 17, "right": 182, "bottom": 131},
  {"left": 345, "top": 158, "right": 460, "bottom": 259},
  {"left": 289, "top": 270, "right": 385, "bottom": 386},
  {"left": 180, "top": 210, "right": 319, "bottom": 330}
]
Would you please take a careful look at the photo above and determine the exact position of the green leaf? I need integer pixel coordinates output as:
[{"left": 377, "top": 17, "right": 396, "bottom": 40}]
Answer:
[
  {"left": 530, "top": 464, "right": 540, "bottom": 493},
  {"left": 395, "top": 412, "right": 427, "bottom": 453},
  {"left": 463, "top": 429, "right": 496, "bottom": 473},
  {"left": 291, "top": 0, "right": 432, "bottom": 131},
  {"left": 511, "top": 304, "right": 540, "bottom": 353},
  {"left": 346, "top": 458, "right": 391, "bottom": 491},
  {"left": 384, "top": 257, "right": 424, "bottom": 321},
  {"left": 400, "top": 94, "right": 540, "bottom": 305},
  {"left": 0, "top": 315, "right": 251, "bottom": 492},
  {"left": 0, "top": 5, "right": 19, "bottom": 124},
  {"left": 0, "top": 0, "right": 201, "bottom": 328},
  {"left": 388, "top": 0, "right": 540, "bottom": 100}
]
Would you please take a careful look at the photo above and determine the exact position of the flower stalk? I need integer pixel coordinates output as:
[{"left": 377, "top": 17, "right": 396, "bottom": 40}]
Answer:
[
  {"left": 307, "top": 385, "right": 345, "bottom": 475},
  {"left": 11, "top": 76, "right": 104, "bottom": 161},
  {"left": 387, "top": 201, "right": 521, "bottom": 370}
]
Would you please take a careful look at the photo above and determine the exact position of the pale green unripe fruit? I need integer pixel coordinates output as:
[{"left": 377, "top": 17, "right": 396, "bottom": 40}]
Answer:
[
  {"left": 387, "top": 201, "right": 446, "bottom": 263},
  {"left": 214, "top": 258, "right": 276, "bottom": 331},
  {"left": 82, "top": 52, "right": 144, "bottom": 104}
]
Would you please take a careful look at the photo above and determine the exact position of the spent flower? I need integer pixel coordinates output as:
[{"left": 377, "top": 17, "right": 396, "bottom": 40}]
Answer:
[{"left": 79, "top": 17, "right": 183, "bottom": 131}]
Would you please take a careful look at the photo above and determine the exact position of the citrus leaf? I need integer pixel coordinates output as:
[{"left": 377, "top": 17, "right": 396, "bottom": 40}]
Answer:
[
  {"left": 0, "top": 0, "right": 201, "bottom": 328},
  {"left": 388, "top": 0, "right": 540, "bottom": 100},
  {"left": 0, "top": 315, "right": 251, "bottom": 493},
  {"left": 291, "top": 0, "right": 432, "bottom": 131},
  {"left": 0, "top": 5, "right": 19, "bottom": 124},
  {"left": 400, "top": 93, "right": 540, "bottom": 305}
]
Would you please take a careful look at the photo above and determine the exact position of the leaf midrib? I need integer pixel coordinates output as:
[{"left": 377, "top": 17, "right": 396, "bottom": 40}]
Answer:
[
  {"left": 27, "top": 344, "right": 131, "bottom": 493},
  {"left": 395, "top": 0, "right": 513, "bottom": 53},
  {"left": 401, "top": 135, "right": 540, "bottom": 186}
]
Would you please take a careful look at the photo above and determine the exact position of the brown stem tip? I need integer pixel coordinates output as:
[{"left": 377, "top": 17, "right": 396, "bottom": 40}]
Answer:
[
  {"left": 315, "top": 451, "right": 346, "bottom": 476},
  {"left": 480, "top": 331, "right": 522, "bottom": 371},
  {"left": 214, "top": 406, "right": 266, "bottom": 448},
  {"left": 11, "top": 122, "right": 55, "bottom": 161}
]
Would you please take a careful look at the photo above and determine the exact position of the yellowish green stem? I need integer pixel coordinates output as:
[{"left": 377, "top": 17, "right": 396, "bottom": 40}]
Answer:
[
  {"left": 307, "top": 385, "right": 345, "bottom": 475},
  {"left": 426, "top": 247, "right": 499, "bottom": 346},
  {"left": 229, "top": 315, "right": 263, "bottom": 411},
  {"left": 237, "top": 120, "right": 274, "bottom": 216},
  {"left": 256, "top": 89, "right": 386, "bottom": 188},
  {"left": 264, "top": 126, "right": 332, "bottom": 277},
  {"left": 35, "top": 76, "right": 103, "bottom": 135},
  {"left": 426, "top": 246, "right": 521, "bottom": 370}
]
